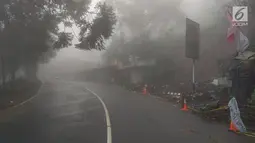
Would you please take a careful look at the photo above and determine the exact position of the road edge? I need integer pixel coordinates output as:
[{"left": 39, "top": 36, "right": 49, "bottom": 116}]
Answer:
[
  {"left": 85, "top": 87, "right": 112, "bottom": 143},
  {"left": 13, "top": 82, "right": 44, "bottom": 108},
  {"left": 2, "top": 81, "right": 44, "bottom": 111}
]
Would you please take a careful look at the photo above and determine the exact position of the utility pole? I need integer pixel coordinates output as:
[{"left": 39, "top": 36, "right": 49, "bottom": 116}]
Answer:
[{"left": 192, "top": 59, "right": 196, "bottom": 92}]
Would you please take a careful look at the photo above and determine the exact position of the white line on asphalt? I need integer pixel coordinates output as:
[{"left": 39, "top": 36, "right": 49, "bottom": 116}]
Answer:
[
  {"left": 12, "top": 82, "right": 44, "bottom": 108},
  {"left": 85, "top": 88, "right": 112, "bottom": 143}
]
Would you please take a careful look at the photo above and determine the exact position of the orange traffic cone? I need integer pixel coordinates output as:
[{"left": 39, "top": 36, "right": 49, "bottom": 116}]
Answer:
[
  {"left": 181, "top": 98, "right": 188, "bottom": 111},
  {"left": 142, "top": 85, "right": 147, "bottom": 95},
  {"left": 229, "top": 121, "right": 238, "bottom": 132}
]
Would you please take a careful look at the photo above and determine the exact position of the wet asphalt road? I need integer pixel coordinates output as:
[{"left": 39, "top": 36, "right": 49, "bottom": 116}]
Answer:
[{"left": 0, "top": 79, "right": 255, "bottom": 143}]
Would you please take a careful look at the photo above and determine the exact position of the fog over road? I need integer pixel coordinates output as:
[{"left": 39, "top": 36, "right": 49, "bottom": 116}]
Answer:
[{"left": 0, "top": 58, "right": 254, "bottom": 143}]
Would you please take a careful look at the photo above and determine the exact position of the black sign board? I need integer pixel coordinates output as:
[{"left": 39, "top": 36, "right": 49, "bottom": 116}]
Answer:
[{"left": 185, "top": 18, "right": 200, "bottom": 59}]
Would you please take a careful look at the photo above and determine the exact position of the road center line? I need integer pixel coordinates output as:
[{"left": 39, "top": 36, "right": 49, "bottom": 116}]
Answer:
[{"left": 85, "top": 88, "right": 112, "bottom": 143}]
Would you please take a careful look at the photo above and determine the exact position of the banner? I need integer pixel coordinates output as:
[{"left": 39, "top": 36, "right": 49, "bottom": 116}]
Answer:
[
  {"left": 227, "top": 26, "right": 235, "bottom": 42},
  {"left": 238, "top": 31, "right": 249, "bottom": 53},
  {"left": 226, "top": 8, "right": 236, "bottom": 43},
  {"left": 228, "top": 97, "right": 247, "bottom": 132}
]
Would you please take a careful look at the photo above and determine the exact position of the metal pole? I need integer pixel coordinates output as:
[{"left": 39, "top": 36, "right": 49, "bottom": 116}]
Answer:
[{"left": 192, "top": 59, "right": 195, "bottom": 92}]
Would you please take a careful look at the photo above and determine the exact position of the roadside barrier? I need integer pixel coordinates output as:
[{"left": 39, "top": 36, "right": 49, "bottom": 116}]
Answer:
[
  {"left": 227, "top": 121, "right": 255, "bottom": 138},
  {"left": 188, "top": 105, "right": 228, "bottom": 113},
  {"left": 180, "top": 97, "right": 188, "bottom": 111},
  {"left": 229, "top": 121, "right": 238, "bottom": 132},
  {"left": 180, "top": 96, "right": 255, "bottom": 138}
]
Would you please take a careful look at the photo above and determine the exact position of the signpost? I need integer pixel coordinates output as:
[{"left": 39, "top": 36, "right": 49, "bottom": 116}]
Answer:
[{"left": 185, "top": 18, "right": 200, "bottom": 92}]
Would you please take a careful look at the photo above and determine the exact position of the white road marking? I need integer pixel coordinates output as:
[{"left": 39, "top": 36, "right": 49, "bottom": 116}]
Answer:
[
  {"left": 85, "top": 88, "right": 112, "bottom": 143},
  {"left": 12, "top": 82, "right": 44, "bottom": 108}
]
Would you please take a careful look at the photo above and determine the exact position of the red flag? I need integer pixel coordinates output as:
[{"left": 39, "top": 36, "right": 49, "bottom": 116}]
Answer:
[
  {"left": 226, "top": 10, "right": 236, "bottom": 42},
  {"left": 227, "top": 26, "right": 235, "bottom": 42}
]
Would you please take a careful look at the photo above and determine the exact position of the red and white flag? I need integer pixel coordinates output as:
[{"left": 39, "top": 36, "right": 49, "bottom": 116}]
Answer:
[
  {"left": 227, "top": 26, "right": 235, "bottom": 42},
  {"left": 226, "top": 9, "right": 236, "bottom": 42}
]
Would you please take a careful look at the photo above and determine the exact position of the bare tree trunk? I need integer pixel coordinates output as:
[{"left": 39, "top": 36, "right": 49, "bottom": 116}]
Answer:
[{"left": 1, "top": 56, "right": 5, "bottom": 88}]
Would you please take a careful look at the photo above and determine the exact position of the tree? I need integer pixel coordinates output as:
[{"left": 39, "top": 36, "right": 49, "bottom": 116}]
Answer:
[
  {"left": 106, "top": 0, "right": 184, "bottom": 38},
  {"left": 76, "top": 2, "right": 116, "bottom": 50},
  {"left": 104, "top": 0, "right": 245, "bottom": 84},
  {"left": 0, "top": 0, "right": 116, "bottom": 85}
]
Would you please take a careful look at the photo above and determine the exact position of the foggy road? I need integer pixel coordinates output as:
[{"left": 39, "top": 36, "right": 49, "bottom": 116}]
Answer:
[
  {"left": 1, "top": 0, "right": 254, "bottom": 142},
  {"left": 0, "top": 78, "right": 254, "bottom": 143}
]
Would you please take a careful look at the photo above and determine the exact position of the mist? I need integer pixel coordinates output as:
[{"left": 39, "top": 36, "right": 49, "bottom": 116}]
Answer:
[
  {"left": 38, "top": 0, "right": 105, "bottom": 79},
  {"left": 39, "top": 0, "right": 247, "bottom": 82},
  {"left": 101, "top": 0, "right": 243, "bottom": 84}
]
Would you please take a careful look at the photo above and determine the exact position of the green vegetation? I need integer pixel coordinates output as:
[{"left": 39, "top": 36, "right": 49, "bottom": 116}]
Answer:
[{"left": 0, "top": 0, "right": 116, "bottom": 86}]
